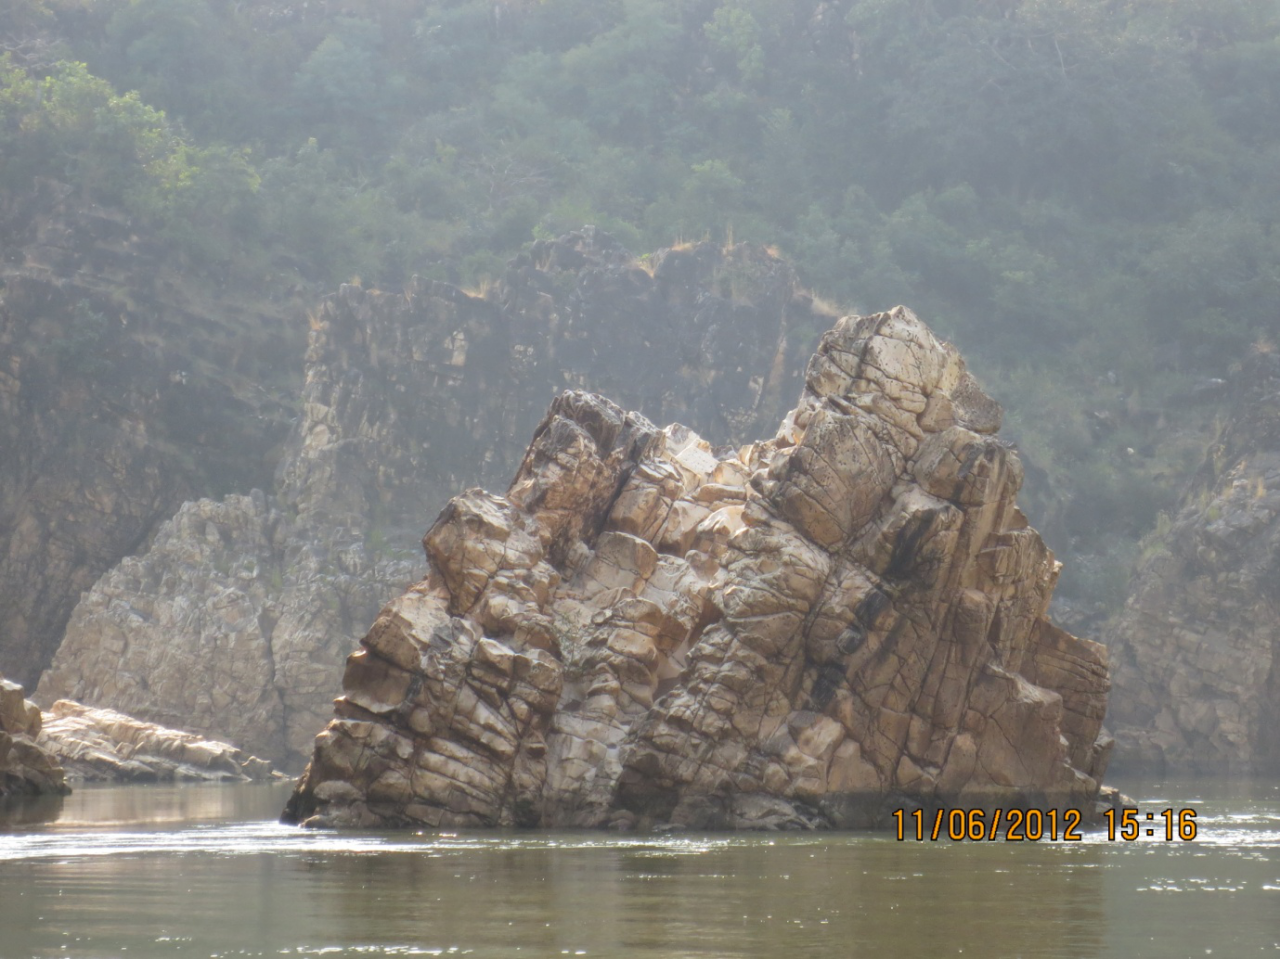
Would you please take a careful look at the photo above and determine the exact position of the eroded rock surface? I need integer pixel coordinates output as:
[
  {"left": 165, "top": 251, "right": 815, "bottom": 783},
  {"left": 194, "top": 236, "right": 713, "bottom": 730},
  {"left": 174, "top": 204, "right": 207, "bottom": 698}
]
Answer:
[
  {"left": 38, "top": 701, "right": 281, "bottom": 783},
  {"left": 39, "top": 232, "right": 831, "bottom": 769},
  {"left": 285, "top": 308, "right": 1111, "bottom": 830},
  {"left": 0, "top": 672, "right": 68, "bottom": 798},
  {"left": 1106, "top": 353, "right": 1280, "bottom": 774}
]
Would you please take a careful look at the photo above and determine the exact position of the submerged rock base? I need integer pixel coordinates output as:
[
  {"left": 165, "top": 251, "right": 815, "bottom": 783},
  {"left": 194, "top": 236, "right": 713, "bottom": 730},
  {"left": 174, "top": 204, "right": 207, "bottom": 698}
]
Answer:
[{"left": 285, "top": 309, "right": 1111, "bottom": 830}]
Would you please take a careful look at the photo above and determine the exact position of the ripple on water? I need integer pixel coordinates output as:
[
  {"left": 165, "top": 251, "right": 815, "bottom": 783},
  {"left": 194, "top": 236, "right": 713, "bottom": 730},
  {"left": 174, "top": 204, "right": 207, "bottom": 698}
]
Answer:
[
  {"left": 4, "top": 780, "right": 1280, "bottom": 959},
  {"left": 0, "top": 820, "right": 765, "bottom": 864}
]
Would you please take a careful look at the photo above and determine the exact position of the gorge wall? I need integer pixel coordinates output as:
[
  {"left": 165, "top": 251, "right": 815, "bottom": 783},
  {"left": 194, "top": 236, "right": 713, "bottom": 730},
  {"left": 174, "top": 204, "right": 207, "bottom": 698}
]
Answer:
[
  {"left": 37, "top": 231, "right": 836, "bottom": 767},
  {"left": 0, "top": 181, "right": 297, "bottom": 688},
  {"left": 284, "top": 308, "right": 1111, "bottom": 830},
  {"left": 1105, "top": 352, "right": 1280, "bottom": 774}
]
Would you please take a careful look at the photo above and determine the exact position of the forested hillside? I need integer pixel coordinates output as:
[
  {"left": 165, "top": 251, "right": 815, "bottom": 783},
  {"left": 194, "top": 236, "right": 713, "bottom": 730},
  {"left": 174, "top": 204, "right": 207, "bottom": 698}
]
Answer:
[{"left": 4, "top": 0, "right": 1280, "bottom": 622}]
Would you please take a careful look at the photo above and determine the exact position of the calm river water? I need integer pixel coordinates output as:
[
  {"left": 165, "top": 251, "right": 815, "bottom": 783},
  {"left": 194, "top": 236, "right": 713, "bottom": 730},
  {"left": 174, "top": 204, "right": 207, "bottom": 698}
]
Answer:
[{"left": 1, "top": 778, "right": 1279, "bottom": 959}]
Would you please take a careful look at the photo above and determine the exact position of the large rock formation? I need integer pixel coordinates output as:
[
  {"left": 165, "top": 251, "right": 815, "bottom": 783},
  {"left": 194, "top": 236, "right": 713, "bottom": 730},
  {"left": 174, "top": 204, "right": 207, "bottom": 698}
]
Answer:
[
  {"left": 0, "top": 671, "right": 68, "bottom": 799},
  {"left": 1105, "top": 352, "right": 1280, "bottom": 774},
  {"left": 284, "top": 308, "right": 1111, "bottom": 830},
  {"left": 38, "top": 231, "right": 835, "bottom": 768},
  {"left": 38, "top": 701, "right": 281, "bottom": 783},
  {"left": 0, "top": 180, "right": 298, "bottom": 687}
]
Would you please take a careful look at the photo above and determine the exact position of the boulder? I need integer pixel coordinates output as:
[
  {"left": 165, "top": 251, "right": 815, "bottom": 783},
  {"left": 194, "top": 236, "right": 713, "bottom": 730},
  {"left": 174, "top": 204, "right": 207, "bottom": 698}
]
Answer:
[
  {"left": 284, "top": 308, "right": 1111, "bottom": 830},
  {"left": 0, "top": 672, "right": 68, "bottom": 799}
]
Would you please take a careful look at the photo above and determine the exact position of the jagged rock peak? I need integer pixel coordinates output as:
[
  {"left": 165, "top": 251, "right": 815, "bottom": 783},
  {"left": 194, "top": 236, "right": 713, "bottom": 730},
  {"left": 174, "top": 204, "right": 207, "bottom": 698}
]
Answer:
[
  {"left": 285, "top": 307, "right": 1111, "bottom": 830},
  {"left": 1105, "top": 351, "right": 1280, "bottom": 774}
]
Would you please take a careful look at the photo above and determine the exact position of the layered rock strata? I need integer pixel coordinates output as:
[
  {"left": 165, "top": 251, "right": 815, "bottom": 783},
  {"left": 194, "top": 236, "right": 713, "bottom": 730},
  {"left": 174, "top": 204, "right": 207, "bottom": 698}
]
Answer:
[
  {"left": 0, "top": 672, "right": 68, "bottom": 798},
  {"left": 39, "top": 231, "right": 832, "bottom": 768},
  {"left": 285, "top": 308, "right": 1111, "bottom": 830},
  {"left": 1105, "top": 353, "right": 1280, "bottom": 774},
  {"left": 38, "top": 701, "right": 281, "bottom": 783}
]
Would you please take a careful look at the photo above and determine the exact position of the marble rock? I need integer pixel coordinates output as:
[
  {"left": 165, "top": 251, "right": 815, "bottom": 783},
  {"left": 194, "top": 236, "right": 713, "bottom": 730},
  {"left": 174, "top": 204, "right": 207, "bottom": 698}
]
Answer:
[
  {"left": 0, "top": 672, "right": 68, "bottom": 798},
  {"left": 37, "top": 232, "right": 832, "bottom": 769},
  {"left": 39, "top": 700, "right": 282, "bottom": 783},
  {"left": 285, "top": 308, "right": 1111, "bottom": 830}
]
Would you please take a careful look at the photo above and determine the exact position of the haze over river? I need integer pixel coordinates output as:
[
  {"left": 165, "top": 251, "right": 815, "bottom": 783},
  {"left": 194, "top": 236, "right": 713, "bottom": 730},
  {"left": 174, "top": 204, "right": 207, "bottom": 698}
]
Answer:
[{"left": 1, "top": 779, "right": 1278, "bottom": 959}]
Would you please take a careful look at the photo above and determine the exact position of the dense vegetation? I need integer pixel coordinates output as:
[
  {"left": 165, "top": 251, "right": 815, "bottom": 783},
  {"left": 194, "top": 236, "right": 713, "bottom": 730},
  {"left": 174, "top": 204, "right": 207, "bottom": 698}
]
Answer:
[{"left": 4, "top": 0, "right": 1280, "bottom": 616}]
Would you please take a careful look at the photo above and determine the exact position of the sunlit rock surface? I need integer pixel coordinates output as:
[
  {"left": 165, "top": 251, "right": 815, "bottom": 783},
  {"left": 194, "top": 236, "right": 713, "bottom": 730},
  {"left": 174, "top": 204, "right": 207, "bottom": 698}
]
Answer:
[
  {"left": 38, "top": 231, "right": 831, "bottom": 769},
  {"left": 38, "top": 701, "right": 281, "bottom": 783},
  {"left": 1106, "top": 353, "right": 1280, "bottom": 774},
  {"left": 285, "top": 308, "right": 1111, "bottom": 830},
  {"left": 0, "top": 671, "right": 67, "bottom": 798},
  {"left": 37, "top": 490, "right": 410, "bottom": 765}
]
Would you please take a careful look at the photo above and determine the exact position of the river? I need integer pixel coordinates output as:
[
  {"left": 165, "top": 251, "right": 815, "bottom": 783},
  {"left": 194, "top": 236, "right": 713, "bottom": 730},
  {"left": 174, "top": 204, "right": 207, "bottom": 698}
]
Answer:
[{"left": 1, "top": 778, "right": 1278, "bottom": 958}]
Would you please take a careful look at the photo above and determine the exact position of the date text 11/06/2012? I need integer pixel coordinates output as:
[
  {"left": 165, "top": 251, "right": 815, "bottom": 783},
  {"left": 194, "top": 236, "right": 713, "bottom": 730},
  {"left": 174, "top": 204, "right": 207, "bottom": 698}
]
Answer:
[{"left": 891, "top": 807, "right": 1198, "bottom": 842}]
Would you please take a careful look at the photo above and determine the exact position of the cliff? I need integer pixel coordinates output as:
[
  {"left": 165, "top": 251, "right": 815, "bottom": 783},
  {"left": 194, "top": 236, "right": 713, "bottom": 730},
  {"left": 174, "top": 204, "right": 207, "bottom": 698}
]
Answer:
[
  {"left": 1105, "top": 352, "right": 1280, "bottom": 774},
  {"left": 0, "top": 181, "right": 298, "bottom": 688},
  {"left": 38, "top": 231, "right": 835, "bottom": 767},
  {"left": 284, "top": 308, "right": 1111, "bottom": 830}
]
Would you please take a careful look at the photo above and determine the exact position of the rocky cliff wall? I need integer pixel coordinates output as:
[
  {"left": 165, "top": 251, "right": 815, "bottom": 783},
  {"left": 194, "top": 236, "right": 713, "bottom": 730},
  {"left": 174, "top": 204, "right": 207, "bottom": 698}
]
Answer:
[
  {"left": 0, "top": 181, "right": 297, "bottom": 687},
  {"left": 38, "top": 491, "right": 407, "bottom": 763},
  {"left": 38, "top": 231, "right": 835, "bottom": 767},
  {"left": 284, "top": 308, "right": 1111, "bottom": 830},
  {"left": 1105, "top": 353, "right": 1280, "bottom": 774}
]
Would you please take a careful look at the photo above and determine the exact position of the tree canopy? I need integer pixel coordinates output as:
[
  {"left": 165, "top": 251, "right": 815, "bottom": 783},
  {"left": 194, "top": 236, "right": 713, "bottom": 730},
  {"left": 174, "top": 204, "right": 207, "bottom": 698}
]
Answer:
[{"left": 4, "top": 0, "right": 1280, "bottom": 611}]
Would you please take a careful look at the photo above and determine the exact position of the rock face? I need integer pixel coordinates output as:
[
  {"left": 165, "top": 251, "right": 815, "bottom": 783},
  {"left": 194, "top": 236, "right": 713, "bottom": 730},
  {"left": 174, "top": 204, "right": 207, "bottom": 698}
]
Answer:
[
  {"left": 37, "top": 491, "right": 409, "bottom": 764},
  {"left": 39, "top": 231, "right": 833, "bottom": 768},
  {"left": 1105, "top": 353, "right": 1280, "bottom": 774},
  {"left": 38, "top": 701, "right": 281, "bottom": 783},
  {"left": 0, "top": 180, "right": 297, "bottom": 687},
  {"left": 284, "top": 308, "right": 1111, "bottom": 830},
  {"left": 0, "top": 672, "right": 68, "bottom": 799}
]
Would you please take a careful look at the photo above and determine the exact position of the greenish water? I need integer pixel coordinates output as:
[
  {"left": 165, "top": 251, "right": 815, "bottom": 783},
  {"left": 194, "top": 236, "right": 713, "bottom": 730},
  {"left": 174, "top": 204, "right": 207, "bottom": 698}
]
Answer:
[{"left": 1, "top": 779, "right": 1278, "bottom": 958}]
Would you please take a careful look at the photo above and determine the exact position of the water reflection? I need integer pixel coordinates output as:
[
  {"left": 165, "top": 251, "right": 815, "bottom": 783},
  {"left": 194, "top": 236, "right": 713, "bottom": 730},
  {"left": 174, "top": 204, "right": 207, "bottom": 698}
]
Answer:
[
  {"left": 40, "top": 781, "right": 288, "bottom": 830},
  {"left": 0, "top": 793, "right": 64, "bottom": 828},
  {"left": 0, "top": 779, "right": 1276, "bottom": 958},
  {"left": 307, "top": 835, "right": 1107, "bottom": 958}
]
